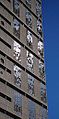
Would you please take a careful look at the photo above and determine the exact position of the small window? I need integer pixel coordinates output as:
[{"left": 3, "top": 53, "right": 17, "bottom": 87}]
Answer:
[
  {"left": 40, "top": 83, "right": 47, "bottom": 103},
  {"left": 26, "top": 9, "right": 32, "bottom": 28},
  {"left": 36, "top": 1, "right": 41, "bottom": 18},
  {"left": 0, "top": 58, "right": 4, "bottom": 64},
  {"left": 14, "top": 65, "right": 21, "bottom": 87},
  {"left": 0, "top": 68, "right": 3, "bottom": 74},
  {"left": 14, "top": 91, "right": 22, "bottom": 115},
  {"left": 39, "top": 31, "right": 42, "bottom": 37},
  {"left": 37, "top": 20, "right": 42, "bottom": 34},
  {"left": 28, "top": 74, "right": 35, "bottom": 95},
  {"left": 26, "top": 30, "right": 33, "bottom": 49},
  {"left": 13, "top": 41, "right": 21, "bottom": 62},
  {"left": 41, "top": 107, "right": 48, "bottom": 119},
  {"left": 38, "top": 40, "right": 44, "bottom": 58},
  {"left": 39, "top": 60, "right": 45, "bottom": 79},
  {"left": 26, "top": 51, "right": 33, "bottom": 72},
  {"left": 13, "top": 18, "right": 20, "bottom": 38},
  {"left": 25, "top": 0, "right": 31, "bottom": 8},
  {"left": 1, "top": 21, "right": 4, "bottom": 26},
  {"left": 13, "top": 0, "right": 20, "bottom": 16},
  {"left": 28, "top": 99, "right": 36, "bottom": 119}
]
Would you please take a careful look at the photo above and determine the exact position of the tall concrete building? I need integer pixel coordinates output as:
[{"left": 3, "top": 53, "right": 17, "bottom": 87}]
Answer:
[{"left": 0, "top": 0, "right": 48, "bottom": 119}]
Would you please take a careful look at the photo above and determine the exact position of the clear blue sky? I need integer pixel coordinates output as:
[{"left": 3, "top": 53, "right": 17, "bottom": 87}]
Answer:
[{"left": 42, "top": 0, "right": 59, "bottom": 119}]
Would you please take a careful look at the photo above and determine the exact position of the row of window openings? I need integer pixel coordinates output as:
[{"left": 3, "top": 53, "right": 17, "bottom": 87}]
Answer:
[
  {"left": 1, "top": 0, "right": 42, "bottom": 36},
  {"left": 14, "top": 96, "right": 47, "bottom": 119},
  {"left": 14, "top": 64, "right": 46, "bottom": 100},
  {"left": 0, "top": 82, "right": 47, "bottom": 118},
  {"left": 0, "top": 57, "right": 44, "bottom": 102},
  {"left": 1, "top": 17, "right": 43, "bottom": 57},
  {"left": 13, "top": 18, "right": 43, "bottom": 57},
  {"left": 13, "top": 0, "right": 42, "bottom": 34},
  {"left": 0, "top": 41, "right": 44, "bottom": 79},
  {"left": 1, "top": 88, "right": 47, "bottom": 119},
  {"left": 0, "top": 64, "right": 47, "bottom": 103},
  {"left": 14, "top": 65, "right": 35, "bottom": 96},
  {"left": 13, "top": 0, "right": 41, "bottom": 16},
  {"left": 13, "top": 41, "right": 44, "bottom": 77},
  {"left": 25, "top": 9, "right": 42, "bottom": 36},
  {"left": 13, "top": 92, "right": 47, "bottom": 119},
  {"left": 1, "top": 16, "right": 42, "bottom": 38}
]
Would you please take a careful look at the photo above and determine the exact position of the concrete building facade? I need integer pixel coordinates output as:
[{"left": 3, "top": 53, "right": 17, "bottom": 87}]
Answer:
[{"left": 0, "top": 0, "right": 48, "bottom": 119}]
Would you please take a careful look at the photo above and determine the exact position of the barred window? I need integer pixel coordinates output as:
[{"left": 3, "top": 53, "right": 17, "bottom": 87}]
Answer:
[
  {"left": 0, "top": 54, "right": 5, "bottom": 64},
  {"left": 40, "top": 83, "right": 47, "bottom": 103},
  {"left": 38, "top": 40, "right": 44, "bottom": 58},
  {"left": 37, "top": 20, "right": 42, "bottom": 34},
  {"left": 14, "top": 91, "right": 22, "bottom": 115},
  {"left": 13, "top": 41, "right": 21, "bottom": 62},
  {"left": 26, "top": 30, "right": 33, "bottom": 49},
  {"left": 25, "top": 0, "right": 31, "bottom": 8},
  {"left": 39, "top": 60, "right": 45, "bottom": 79},
  {"left": 26, "top": 51, "right": 33, "bottom": 72},
  {"left": 28, "top": 74, "right": 35, "bottom": 95},
  {"left": 36, "top": 1, "right": 41, "bottom": 18},
  {"left": 28, "top": 100, "right": 36, "bottom": 119},
  {"left": 14, "top": 65, "right": 21, "bottom": 87},
  {"left": 26, "top": 9, "right": 32, "bottom": 28},
  {"left": 40, "top": 107, "right": 48, "bottom": 119},
  {"left": 0, "top": 67, "right": 4, "bottom": 74},
  {"left": 13, "top": 0, "right": 20, "bottom": 16},
  {"left": 13, "top": 18, "right": 20, "bottom": 38}
]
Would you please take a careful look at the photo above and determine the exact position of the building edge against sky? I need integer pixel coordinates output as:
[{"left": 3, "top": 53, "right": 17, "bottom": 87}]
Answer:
[{"left": 0, "top": 0, "right": 48, "bottom": 119}]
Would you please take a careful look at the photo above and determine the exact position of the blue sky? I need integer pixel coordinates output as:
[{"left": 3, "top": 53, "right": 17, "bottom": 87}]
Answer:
[{"left": 42, "top": 0, "right": 59, "bottom": 119}]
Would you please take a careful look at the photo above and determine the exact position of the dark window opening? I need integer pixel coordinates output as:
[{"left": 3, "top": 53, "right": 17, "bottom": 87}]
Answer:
[
  {"left": 7, "top": 0, "right": 10, "bottom": 2},
  {"left": 0, "top": 58, "right": 4, "bottom": 64},
  {"left": 0, "top": 70, "right": 3, "bottom": 74},
  {"left": 39, "top": 31, "right": 42, "bottom": 37},
  {"left": 1, "top": 21, "right": 4, "bottom": 26}
]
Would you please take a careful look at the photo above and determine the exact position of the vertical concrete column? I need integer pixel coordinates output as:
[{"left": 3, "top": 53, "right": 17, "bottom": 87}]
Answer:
[
  {"left": 0, "top": 112, "right": 6, "bottom": 119},
  {"left": 20, "top": 25, "right": 26, "bottom": 45},
  {"left": 21, "top": 47, "right": 26, "bottom": 68},
  {"left": 20, "top": 3, "right": 25, "bottom": 23},
  {"left": 21, "top": 70, "right": 28, "bottom": 93},
  {"left": 0, "top": 82, "right": 6, "bottom": 95},
  {"left": 8, "top": 36, "right": 13, "bottom": 57},
  {"left": 32, "top": 15, "right": 37, "bottom": 33},
  {"left": 22, "top": 96, "right": 28, "bottom": 119},
  {"left": 4, "top": 0, "right": 11, "bottom": 9},
  {"left": 11, "top": 62, "right": 16, "bottom": 85},
  {"left": 7, "top": 88, "right": 14, "bottom": 113},
  {"left": 36, "top": 104, "right": 41, "bottom": 119},
  {"left": 33, "top": 56, "right": 39, "bottom": 77},
  {"left": 33, "top": 35, "right": 38, "bottom": 54},
  {"left": 34, "top": 79, "right": 41, "bottom": 100},
  {"left": 20, "top": 25, "right": 26, "bottom": 67},
  {"left": 31, "top": 0, "right": 36, "bottom": 14}
]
